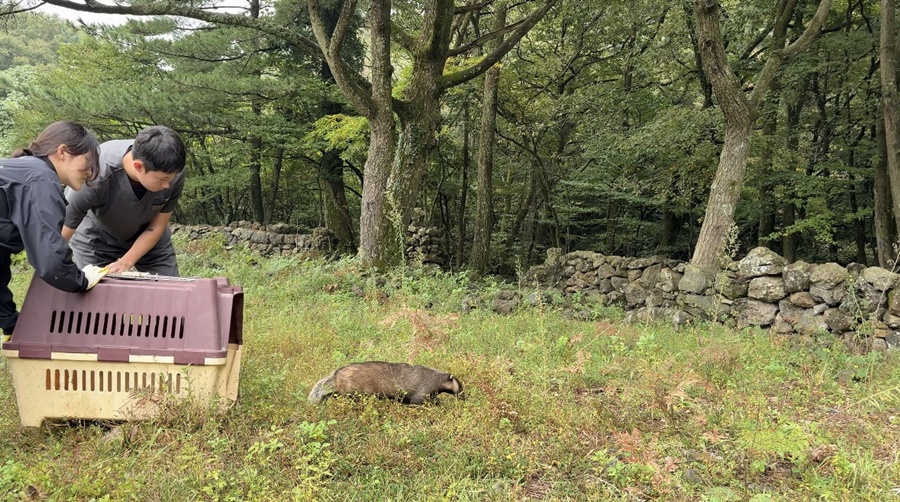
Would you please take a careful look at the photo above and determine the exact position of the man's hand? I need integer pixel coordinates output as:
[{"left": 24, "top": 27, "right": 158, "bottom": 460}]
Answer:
[
  {"left": 82, "top": 264, "right": 110, "bottom": 290},
  {"left": 105, "top": 258, "right": 136, "bottom": 274}
]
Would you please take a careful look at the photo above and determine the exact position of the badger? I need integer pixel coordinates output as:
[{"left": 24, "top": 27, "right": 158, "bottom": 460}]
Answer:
[{"left": 307, "top": 361, "right": 464, "bottom": 405}]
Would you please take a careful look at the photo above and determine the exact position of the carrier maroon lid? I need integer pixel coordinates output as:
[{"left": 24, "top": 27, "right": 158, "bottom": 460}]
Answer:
[{"left": 4, "top": 275, "right": 243, "bottom": 364}]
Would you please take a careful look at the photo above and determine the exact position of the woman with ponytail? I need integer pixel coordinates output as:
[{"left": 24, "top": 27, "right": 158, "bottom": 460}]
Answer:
[{"left": 0, "top": 121, "right": 109, "bottom": 340}]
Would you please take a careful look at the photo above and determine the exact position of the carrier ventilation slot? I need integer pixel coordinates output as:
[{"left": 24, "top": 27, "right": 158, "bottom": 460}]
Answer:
[
  {"left": 49, "top": 311, "right": 185, "bottom": 339},
  {"left": 44, "top": 368, "right": 183, "bottom": 394}
]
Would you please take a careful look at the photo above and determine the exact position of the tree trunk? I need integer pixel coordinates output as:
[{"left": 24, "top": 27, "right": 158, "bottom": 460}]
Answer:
[
  {"left": 782, "top": 203, "right": 797, "bottom": 263},
  {"left": 690, "top": 0, "right": 754, "bottom": 269},
  {"left": 692, "top": 121, "right": 753, "bottom": 267},
  {"left": 757, "top": 115, "right": 778, "bottom": 250},
  {"left": 249, "top": 131, "right": 265, "bottom": 223},
  {"left": 874, "top": 120, "right": 895, "bottom": 266},
  {"left": 263, "top": 146, "right": 283, "bottom": 224},
  {"left": 849, "top": 176, "right": 868, "bottom": 264},
  {"left": 315, "top": 2, "right": 355, "bottom": 251},
  {"left": 356, "top": 0, "right": 396, "bottom": 269},
  {"left": 469, "top": 6, "right": 506, "bottom": 276},
  {"left": 756, "top": 3, "right": 789, "bottom": 251},
  {"left": 690, "top": 0, "right": 831, "bottom": 269},
  {"left": 507, "top": 172, "right": 536, "bottom": 250},
  {"left": 881, "top": 0, "right": 900, "bottom": 234},
  {"left": 321, "top": 149, "right": 356, "bottom": 251},
  {"left": 605, "top": 199, "right": 619, "bottom": 253},
  {"left": 248, "top": 0, "right": 265, "bottom": 224},
  {"left": 518, "top": 177, "right": 542, "bottom": 269},
  {"left": 456, "top": 103, "right": 470, "bottom": 269},
  {"left": 384, "top": 1, "right": 455, "bottom": 265},
  {"left": 468, "top": 64, "right": 498, "bottom": 275},
  {"left": 781, "top": 89, "right": 806, "bottom": 262},
  {"left": 658, "top": 209, "right": 680, "bottom": 252},
  {"left": 683, "top": 0, "right": 713, "bottom": 108}
]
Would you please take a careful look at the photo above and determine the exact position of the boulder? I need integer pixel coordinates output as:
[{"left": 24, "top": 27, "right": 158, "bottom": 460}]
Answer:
[
  {"left": 679, "top": 265, "right": 713, "bottom": 294},
  {"left": 733, "top": 298, "right": 778, "bottom": 327},
  {"left": 810, "top": 262, "right": 847, "bottom": 289},
  {"left": 810, "top": 284, "right": 846, "bottom": 307},
  {"left": 715, "top": 272, "right": 749, "bottom": 300},
  {"left": 624, "top": 282, "right": 648, "bottom": 309},
  {"left": 639, "top": 263, "right": 662, "bottom": 287},
  {"left": 823, "top": 308, "right": 854, "bottom": 332},
  {"left": 783, "top": 260, "right": 812, "bottom": 293},
  {"left": 748, "top": 276, "right": 787, "bottom": 302},
  {"left": 737, "top": 247, "right": 787, "bottom": 278},
  {"left": 656, "top": 268, "right": 683, "bottom": 293},
  {"left": 862, "top": 267, "right": 899, "bottom": 291},
  {"left": 789, "top": 292, "right": 816, "bottom": 308}
]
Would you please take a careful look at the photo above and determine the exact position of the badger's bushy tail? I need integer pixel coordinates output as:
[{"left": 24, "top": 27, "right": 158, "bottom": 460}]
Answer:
[{"left": 308, "top": 375, "right": 335, "bottom": 404}]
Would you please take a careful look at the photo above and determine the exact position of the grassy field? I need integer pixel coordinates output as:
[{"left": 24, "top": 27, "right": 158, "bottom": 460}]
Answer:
[{"left": 0, "top": 234, "right": 897, "bottom": 501}]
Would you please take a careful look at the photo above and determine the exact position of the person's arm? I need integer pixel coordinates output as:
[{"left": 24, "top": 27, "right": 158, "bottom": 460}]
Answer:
[
  {"left": 13, "top": 183, "right": 87, "bottom": 292},
  {"left": 62, "top": 225, "right": 75, "bottom": 241},
  {"left": 105, "top": 211, "right": 173, "bottom": 273}
]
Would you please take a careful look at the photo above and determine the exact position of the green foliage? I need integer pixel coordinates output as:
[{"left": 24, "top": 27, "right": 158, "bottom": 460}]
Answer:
[
  {"left": 0, "top": 460, "right": 30, "bottom": 501},
  {"left": 0, "top": 0, "right": 893, "bottom": 275},
  {"left": 304, "top": 113, "right": 369, "bottom": 166},
  {"left": 0, "top": 65, "right": 39, "bottom": 153},
  {"left": 737, "top": 422, "right": 813, "bottom": 473},
  {"left": 1, "top": 12, "right": 342, "bottom": 226},
  {"left": 0, "top": 12, "right": 79, "bottom": 71}
]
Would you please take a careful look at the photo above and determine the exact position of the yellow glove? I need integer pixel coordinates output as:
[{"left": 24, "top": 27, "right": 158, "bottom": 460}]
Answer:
[{"left": 82, "top": 264, "right": 110, "bottom": 291}]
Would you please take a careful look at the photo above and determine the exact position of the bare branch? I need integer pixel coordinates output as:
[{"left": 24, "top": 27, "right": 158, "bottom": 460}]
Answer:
[
  {"left": 330, "top": 0, "right": 357, "bottom": 54},
  {"left": 750, "top": 0, "right": 834, "bottom": 110},
  {"left": 448, "top": 19, "right": 522, "bottom": 57},
  {"left": 40, "top": 0, "right": 320, "bottom": 52},
  {"left": 0, "top": 1, "right": 42, "bottom": 17},
  {"left": 391, "top": 21, "right": 416, "bottom": 52},
  {"left": 439, "top": 0, "right": 558, "bottom": 90},
  {"left": 454, "top": 0, "right": 495, "bottom": 15},
  {"left": 307, "top": 0, "right": 373, "bottom": 115}
]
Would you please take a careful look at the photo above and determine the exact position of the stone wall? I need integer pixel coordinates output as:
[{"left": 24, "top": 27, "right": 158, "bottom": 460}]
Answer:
[
  {"left": 405, "top": 224, "right": 447, "bottom": 268},
  {"left": 171, "top": 222, "right": 341, "bottom": 258},
  {"left": 172, "top": 221, "right": 446, "bottom": 266},
  {"left": 524, "top": 246, "right": 900, "bottom": 350},
  {"left": 172, "top": 222, "right": 897, "bottom": 349}
]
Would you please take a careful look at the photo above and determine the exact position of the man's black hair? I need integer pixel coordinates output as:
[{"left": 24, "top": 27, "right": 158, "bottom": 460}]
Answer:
[{"left": 132, "top": 126, "right": 186, "bottom": 174}]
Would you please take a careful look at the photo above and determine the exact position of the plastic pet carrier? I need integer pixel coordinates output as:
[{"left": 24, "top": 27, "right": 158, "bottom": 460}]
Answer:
[{"left": 1, "top": 274, "right": 243, "bottom": 426}]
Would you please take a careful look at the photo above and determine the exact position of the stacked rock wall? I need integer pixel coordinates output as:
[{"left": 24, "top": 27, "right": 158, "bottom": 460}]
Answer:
[
  {"left": 405, "top": 224, "right": 448, "bottom": 268},
  {"left": 170, "top": 222, "right": 340, "bottom": 257},
  {"left": 172, "top": 221, "right": 446, "bottom": 266},
  {"left": 524, "top": 246, "right": 900, "bottom": 350}
]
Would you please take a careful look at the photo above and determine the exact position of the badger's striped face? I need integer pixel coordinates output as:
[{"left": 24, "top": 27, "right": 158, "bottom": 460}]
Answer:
[{"left": 446, "top": 375, "right": 464, "bottom": 398}]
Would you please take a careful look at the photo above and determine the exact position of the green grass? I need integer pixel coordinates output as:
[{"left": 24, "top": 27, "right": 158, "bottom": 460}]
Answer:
[{"left": 0, "top": 234, "right": 898, "bottom": 500}]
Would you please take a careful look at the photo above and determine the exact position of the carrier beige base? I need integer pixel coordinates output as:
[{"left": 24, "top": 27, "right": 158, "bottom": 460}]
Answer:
[
  {"left": 3, "top": 275, "right": 244, "bottom": 427},
  {"left": 3, "top": 344, "right": 241, "bottom": 427}
]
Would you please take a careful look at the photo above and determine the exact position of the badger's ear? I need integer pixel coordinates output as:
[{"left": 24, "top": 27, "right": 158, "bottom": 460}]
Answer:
[{"left": 448, "top": 375, "right": 455, "bottom": 381}]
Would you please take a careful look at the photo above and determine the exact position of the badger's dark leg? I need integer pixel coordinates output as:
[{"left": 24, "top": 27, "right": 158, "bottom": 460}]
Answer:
[{"left": 405, "top": 393, "right": 426, "bottom": 405}]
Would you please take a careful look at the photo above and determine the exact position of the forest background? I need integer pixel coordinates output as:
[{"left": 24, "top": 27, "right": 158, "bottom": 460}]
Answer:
[
  {"left": 0, "top": 0, "right": 897, "bottom": 278},
  {"left": 0, "top": 4, "right": 899, "bottom": 498}
]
